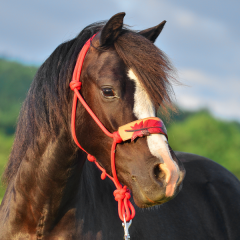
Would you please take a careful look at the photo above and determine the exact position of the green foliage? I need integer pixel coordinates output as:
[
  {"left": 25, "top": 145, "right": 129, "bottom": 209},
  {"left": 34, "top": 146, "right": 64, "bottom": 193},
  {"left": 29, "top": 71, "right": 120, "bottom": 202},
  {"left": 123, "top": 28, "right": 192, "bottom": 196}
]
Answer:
[
  {"left": 0, "top": 131, "right": 14, "bottom": 202},
  {"left": 0, "top": 58, "right": 37, "bottom": 134},
  {"left": 167, "top": 110, "right": 240, "bottom": 179}
]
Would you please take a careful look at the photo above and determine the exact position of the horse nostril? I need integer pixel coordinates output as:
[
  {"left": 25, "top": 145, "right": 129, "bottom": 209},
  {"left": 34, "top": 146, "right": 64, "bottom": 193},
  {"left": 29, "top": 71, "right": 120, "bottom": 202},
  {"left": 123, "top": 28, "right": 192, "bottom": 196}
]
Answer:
[
  {"left": 153, "top": 164, "right": 165, "bottom": 181},
  {"left": 131, "top": 176, "right": 136, "bottom": 181}
]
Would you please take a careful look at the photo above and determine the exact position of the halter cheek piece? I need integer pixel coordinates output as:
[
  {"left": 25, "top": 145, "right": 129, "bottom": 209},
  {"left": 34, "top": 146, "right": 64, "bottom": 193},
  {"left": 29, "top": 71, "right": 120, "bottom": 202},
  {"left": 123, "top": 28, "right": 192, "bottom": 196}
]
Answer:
[{"left": 70, "top": 34, "right": 168, "bottom": 225}]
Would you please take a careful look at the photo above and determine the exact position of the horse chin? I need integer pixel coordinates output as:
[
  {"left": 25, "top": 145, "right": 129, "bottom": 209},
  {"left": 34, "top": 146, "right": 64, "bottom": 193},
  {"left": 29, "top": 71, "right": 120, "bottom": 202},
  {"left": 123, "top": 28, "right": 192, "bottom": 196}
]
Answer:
[{"left": 131, "top": 181, "right": 183, "bottom": 208}]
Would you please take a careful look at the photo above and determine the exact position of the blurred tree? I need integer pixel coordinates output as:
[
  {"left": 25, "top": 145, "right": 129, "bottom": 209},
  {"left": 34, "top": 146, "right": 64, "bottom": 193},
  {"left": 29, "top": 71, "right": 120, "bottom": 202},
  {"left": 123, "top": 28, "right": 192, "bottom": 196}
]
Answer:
[
  {"left": 167, "top": 110, "right": 240, "bottom": 179},
  {"left": 0, "top": 59, "right": 37, "bottom": 134}
]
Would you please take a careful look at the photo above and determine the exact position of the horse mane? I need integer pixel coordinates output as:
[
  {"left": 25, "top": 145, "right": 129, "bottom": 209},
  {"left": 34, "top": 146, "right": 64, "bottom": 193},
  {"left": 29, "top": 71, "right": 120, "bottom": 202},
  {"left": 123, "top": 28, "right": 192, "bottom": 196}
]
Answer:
[
  {"left": 2, "top": 22, "right": 104, "bottom": 185},
  {"left": 2, "top": 22, "right": 176, "bottom": 186}
]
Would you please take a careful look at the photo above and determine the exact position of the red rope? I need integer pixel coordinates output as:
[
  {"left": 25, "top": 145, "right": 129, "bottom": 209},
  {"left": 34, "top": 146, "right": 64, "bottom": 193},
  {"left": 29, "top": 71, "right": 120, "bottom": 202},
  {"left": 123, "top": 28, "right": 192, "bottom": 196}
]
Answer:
[{"left": 70, "top": 34, "right": 135, "bottom": 223}]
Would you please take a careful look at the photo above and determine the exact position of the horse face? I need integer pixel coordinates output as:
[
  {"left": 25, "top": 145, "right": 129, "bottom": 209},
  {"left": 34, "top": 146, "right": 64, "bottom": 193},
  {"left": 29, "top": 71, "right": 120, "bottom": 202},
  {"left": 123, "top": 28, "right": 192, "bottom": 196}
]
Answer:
[
  {"left": 76, "top": 13, "right": 185, "bottom": 208},
  {"left": 77, "top": 32, "right": 185, "bottom": 208}
]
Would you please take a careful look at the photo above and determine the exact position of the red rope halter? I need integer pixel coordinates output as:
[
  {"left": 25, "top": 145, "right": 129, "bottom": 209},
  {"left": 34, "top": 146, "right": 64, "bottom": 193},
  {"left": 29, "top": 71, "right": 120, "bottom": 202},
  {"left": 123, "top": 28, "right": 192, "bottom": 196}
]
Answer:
[
  {"left": 70, "top": 34, "right": 135, "bottom": 222},
  {"left": 70, "top": 33, "right": 168, "bottom": 223}
]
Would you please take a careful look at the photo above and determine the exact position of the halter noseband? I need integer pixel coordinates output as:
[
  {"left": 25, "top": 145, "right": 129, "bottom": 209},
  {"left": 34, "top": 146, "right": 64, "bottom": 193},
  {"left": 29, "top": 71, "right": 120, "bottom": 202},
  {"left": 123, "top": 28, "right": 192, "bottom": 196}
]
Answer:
[{"left": 69, "top": 33, "right": 168, "bottom": 224}]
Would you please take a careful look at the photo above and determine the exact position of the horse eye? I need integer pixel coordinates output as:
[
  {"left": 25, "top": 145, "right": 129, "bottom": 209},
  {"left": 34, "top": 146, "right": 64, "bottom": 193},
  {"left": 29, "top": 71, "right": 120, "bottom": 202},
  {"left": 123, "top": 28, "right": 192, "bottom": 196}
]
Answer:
[{"left": 101, "top": 87, "right": 116, "bottom": 98}]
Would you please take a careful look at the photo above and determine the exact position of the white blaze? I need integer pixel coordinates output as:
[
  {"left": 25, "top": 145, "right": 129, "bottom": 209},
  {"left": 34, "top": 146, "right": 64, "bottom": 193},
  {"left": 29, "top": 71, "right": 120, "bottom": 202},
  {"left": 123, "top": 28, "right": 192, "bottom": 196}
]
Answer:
[
  {"left": 128, "top": 69, "right": 169, "bottom": 155},
  {"left": 128, "top": 69, "right": 179, "bottom": 196}
]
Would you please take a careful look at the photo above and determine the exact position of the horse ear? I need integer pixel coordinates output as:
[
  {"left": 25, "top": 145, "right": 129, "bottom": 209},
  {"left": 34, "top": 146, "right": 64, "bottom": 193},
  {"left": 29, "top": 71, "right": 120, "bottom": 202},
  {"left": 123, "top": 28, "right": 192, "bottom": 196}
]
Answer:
[
  {"left": 139, "top": 20, "right": 166, "bottom": 43},
  {"left": 100, "top": 12, "right": 125, "bottom": 46}
]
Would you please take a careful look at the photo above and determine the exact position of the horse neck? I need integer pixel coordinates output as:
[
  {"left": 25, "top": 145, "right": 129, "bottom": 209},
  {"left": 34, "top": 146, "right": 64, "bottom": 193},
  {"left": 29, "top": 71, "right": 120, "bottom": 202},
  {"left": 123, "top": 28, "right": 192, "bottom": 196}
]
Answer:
[
  {"left": 76, "top": 160, "right": 119, "bottom": 234},
  {"left": 1, "top": 128, "right": 86, "bottom": 235}
]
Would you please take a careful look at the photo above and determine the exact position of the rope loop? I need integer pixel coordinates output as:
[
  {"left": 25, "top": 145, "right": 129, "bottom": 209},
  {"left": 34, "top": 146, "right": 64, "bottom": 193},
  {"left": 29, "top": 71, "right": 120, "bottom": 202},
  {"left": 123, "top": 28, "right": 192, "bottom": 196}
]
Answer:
[
  {"left": 70, "top": 80, "right": 82, "bottom": 91},
  {"left": 114, "top": 186, "right": 135, "bottom": 222}
]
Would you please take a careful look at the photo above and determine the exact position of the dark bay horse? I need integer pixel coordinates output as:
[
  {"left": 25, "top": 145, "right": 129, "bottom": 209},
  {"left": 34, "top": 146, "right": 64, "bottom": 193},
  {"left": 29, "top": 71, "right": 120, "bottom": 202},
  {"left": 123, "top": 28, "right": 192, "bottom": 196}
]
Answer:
[{"left": 0, "top": 12, "right": 240, "bottom": 239}]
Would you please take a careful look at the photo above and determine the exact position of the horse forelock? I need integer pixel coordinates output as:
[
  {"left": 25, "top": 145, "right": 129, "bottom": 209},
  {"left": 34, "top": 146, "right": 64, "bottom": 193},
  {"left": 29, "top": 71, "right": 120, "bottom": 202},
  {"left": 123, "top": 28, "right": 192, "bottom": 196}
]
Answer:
[{"left": 114, "top": 30, "right": 178, "bottom": 118}]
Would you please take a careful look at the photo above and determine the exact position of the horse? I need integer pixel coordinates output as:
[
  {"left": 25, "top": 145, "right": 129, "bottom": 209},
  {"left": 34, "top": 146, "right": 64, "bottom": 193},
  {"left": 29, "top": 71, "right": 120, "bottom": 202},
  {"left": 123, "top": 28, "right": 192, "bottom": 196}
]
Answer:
[{"left": 0, "top": 12, "right": 240, "bottom": 240}]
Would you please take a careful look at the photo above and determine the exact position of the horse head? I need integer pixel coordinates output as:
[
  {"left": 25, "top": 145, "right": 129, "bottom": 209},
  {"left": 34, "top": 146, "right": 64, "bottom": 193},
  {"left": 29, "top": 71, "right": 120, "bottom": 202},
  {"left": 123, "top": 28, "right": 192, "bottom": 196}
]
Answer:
[{"left": 72, "top": 12, "right": 185, "bottom": 209}]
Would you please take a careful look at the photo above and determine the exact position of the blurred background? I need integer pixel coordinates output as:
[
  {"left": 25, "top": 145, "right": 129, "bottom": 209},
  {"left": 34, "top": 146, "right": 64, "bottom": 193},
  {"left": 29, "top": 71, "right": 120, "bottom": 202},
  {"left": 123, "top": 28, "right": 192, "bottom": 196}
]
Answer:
[{"left": 0, "top": 0, "right": 240, "bottom": 201}]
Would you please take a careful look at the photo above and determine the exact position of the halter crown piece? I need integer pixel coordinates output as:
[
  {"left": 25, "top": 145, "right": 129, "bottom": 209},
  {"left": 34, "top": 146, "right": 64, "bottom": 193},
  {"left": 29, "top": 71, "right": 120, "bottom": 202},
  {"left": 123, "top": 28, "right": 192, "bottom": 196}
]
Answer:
[{"left": 70, "top": 33, "right": 168, "bottom": 236}]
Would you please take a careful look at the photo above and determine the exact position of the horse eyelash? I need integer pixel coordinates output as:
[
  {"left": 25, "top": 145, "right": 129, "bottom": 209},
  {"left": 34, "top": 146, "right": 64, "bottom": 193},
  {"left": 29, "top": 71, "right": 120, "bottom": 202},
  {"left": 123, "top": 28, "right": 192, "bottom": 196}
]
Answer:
[{"left": 100, "top": 90, "right": 120, "bottom": 99}]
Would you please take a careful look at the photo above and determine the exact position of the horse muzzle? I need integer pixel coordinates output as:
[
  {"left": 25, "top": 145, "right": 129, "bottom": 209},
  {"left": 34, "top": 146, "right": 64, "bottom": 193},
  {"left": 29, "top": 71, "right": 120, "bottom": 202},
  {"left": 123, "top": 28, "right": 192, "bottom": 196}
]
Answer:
[
  {"left": 129, "top": 152, "right": 185, "bottom": 208},
  {"left": 119, "top": 117, "right": 184, "bottom": 198}
]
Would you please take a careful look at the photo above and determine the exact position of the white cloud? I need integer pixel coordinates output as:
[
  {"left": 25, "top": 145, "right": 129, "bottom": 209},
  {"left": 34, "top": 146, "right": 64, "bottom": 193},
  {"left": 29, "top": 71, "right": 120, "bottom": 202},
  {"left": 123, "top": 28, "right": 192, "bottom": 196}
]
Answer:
[
  {"left": 174, "top": 8, "right": 227, "bottom": 36},
  {"left": 174, "top": 68, "right": 240, "bottom": 121}
]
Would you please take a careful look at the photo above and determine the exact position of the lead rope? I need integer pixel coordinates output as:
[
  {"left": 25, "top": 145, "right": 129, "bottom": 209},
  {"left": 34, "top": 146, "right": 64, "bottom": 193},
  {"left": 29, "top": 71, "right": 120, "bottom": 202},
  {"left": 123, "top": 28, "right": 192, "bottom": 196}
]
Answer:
[{"left": 70, "top": 34, "right": 135, "bottom": 237}]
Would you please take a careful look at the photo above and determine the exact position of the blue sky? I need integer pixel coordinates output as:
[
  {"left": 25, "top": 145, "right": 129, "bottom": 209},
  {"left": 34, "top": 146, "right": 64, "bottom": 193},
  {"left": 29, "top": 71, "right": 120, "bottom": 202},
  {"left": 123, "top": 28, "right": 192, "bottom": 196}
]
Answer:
[{"left": 1, "top": 0, "right": 239, "bottom": 121}]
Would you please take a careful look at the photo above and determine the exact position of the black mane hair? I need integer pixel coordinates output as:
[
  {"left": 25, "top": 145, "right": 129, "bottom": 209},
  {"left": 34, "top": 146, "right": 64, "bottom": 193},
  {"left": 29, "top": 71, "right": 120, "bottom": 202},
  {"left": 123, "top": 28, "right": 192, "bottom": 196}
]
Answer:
[
  {"left": 2, "top": 21, "right": 176, "bottom": 185},
  {"left": 2, "top": 22, "right": 104, "bottom": 185}
]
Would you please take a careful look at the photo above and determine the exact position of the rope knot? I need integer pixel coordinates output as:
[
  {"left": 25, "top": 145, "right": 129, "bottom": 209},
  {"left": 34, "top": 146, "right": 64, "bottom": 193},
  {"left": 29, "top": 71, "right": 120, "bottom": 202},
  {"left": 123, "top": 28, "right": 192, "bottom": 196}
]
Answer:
[
  {"left": 114, "top": 186, "right": 131, "bottom": 201},
  {"left": 101, "top": 170, "right": 107, "bottom": 180},
  {"left": 112, "top": 131, "right": 123, "bottom": 144},
  {"left": 70, "top": 80, "right": 82, "bottom": 91},
  {"left": 87, "top": 154, "right": 96, "bottom": 162}
]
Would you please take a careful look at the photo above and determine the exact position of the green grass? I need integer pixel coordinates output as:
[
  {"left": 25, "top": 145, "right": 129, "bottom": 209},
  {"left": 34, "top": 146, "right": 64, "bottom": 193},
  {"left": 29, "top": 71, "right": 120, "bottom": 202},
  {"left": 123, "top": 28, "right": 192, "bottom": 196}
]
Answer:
[{"left": 0, "top": 131, "right": 14, "bottom": 202}]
